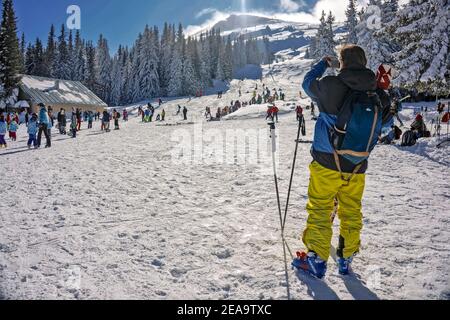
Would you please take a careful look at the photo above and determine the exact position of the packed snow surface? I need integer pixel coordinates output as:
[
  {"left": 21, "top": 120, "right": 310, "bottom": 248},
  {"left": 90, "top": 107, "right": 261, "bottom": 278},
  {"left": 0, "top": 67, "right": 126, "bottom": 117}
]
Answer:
[{"left": 0, "top": 58, "right": 449, "bottom": 300}]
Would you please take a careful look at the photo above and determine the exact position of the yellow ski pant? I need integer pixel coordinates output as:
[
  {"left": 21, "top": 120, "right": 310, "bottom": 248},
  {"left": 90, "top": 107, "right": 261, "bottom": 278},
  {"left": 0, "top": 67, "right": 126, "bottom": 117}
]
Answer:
[{"left": 302, "top": 161, "right": 366, "bottom": 261}]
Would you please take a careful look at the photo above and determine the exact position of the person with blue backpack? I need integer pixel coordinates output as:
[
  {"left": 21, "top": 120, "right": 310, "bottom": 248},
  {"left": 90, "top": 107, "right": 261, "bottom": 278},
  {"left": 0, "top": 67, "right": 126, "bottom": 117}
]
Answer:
[{"left": 292, "top": 45, "right": 393, "bottom": 279}]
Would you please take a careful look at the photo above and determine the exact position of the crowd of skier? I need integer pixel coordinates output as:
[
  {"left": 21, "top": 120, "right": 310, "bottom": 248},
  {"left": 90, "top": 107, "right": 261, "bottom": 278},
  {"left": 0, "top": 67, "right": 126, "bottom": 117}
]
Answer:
[{"left": 0, "top": 103, "right": 134, "bottom": 150}]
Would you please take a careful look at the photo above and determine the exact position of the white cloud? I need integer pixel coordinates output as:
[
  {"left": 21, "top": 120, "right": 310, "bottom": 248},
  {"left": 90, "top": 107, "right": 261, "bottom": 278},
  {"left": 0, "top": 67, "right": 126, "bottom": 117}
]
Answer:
[
  {"left": 186, "top": 0, "right": 403, "bottom": 35},
  {"left": 195, "top": 8, "right": 217, "bottom": 19},
  {"left": 280, "top": 0, "right": 302, "bottom": 12},
  {"left": 185, "top": 10, "right": 230, "bottom": 36}
]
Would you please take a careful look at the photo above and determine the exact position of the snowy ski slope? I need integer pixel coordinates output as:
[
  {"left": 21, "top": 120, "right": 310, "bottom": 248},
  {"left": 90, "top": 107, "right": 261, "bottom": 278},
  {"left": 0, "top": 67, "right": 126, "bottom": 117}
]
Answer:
[{"left": 0, "top": 55, "right": 449, "bottom": 300}]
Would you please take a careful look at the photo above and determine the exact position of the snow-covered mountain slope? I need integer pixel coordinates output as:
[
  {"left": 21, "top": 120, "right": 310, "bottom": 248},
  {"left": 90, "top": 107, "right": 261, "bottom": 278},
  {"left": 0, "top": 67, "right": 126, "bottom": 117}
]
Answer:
[
  {"left": 0, "top": 52, "right": 449, "bottom": 300},
  {"left": 196, "top": 14, "right": 345, "bottom": 59}
]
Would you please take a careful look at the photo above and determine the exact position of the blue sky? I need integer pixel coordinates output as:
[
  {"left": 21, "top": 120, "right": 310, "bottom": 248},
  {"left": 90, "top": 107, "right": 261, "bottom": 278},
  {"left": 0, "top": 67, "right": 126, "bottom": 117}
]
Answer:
[{"left": 12, "top": 0, "right": 320, "bottom": 51}]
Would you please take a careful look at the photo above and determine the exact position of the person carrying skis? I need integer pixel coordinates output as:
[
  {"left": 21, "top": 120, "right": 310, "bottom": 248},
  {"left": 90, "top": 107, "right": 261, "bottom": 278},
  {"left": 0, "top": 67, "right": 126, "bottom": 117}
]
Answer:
[
  {"left": 27, "top": 113, "right": 38, "bottom": 148},
  {"left": 295, "top": 45, "right": 392, "bottom": 278}
]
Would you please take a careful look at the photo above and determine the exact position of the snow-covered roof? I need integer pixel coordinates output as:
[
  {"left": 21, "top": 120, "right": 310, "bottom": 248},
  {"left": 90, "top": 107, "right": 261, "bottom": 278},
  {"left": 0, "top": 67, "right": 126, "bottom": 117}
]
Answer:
[{"left": 19, "top": 75, "right": 108, "bottom": 108}]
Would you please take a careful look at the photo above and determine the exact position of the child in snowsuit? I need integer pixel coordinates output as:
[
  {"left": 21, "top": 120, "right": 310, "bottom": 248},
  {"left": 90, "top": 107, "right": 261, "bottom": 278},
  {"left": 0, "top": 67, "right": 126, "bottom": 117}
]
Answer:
[
  {"left": 8, "top": 119, "right": 18, "bottom": 141},
  {"left": 27, "top": 114, "right": 38, "bottom": 148},
  {"left": 0, "top": 114, "right": 7, "bottom": 148}
]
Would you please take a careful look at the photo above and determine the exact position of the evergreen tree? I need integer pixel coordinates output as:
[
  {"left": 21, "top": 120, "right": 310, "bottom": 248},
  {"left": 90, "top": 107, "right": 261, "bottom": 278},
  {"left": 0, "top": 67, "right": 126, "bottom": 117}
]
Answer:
[
  {"left": 0, "top": 0, "right": 22, "bottom": 99},
  {"left": 223, "top": 36, "right": 233, "bottom": 79},
  {"left": 44, "top": 24, "right": 57, "bottom": 77},
  {"left": 73, "top": 30, "right": 85, "bottom": 81},
  {"left": 84, "top": 41, "right": 97, "bottom": 92},
  {"left": 55, "top": 24, "right": 71, "bottom": 79},
  {"left": 20, "top": 32, "right": 25, "bottom": 71},
  {"left": 314, "top": 11, "right": 332, "bottom": 59},
  {"left": 357, "top": 0, "right": 395, "bottom": 70},
  {"left": 95, "top": 34, "right": 112, "bottom": 103},
  {"left": 345, "top": 0, "right": 359, "bottom": 44},
  {"left": 382, "top": 0, "right": 399, "bottom": 24},
  {"left": 390, "top": 0, "right": 449, "bottom": 94},
  {"left": 138, "top": 26, "right": 160, "bottom": 100},
  {"left": 168, "top": 25, "right": 183, "bottom": 96}
]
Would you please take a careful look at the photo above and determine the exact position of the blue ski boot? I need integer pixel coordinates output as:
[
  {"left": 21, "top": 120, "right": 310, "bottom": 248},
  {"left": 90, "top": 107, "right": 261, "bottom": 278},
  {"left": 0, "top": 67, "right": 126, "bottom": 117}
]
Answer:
[
  {"left": 292, "top": 251, "right": 327, "bottom": 279},
  {"left": 337, "top": 256, "right": 354, "bottom": 276}
]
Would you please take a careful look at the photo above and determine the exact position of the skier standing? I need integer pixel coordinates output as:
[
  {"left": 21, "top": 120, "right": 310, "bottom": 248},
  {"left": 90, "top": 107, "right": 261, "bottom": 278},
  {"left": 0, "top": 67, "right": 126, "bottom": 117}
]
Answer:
[
  {"left": 37, "top": 104, "right": 51, "bottom": 148},
  {"left": 113, "top": 109, "right": 121, "bottom": 130},
  {"left": 183, "top": 106, "right": 188, "bottom": 121},
  {"left": 0, "top": 114, "right": 7, "bottom": 148},
  {"left": 76, "top": 109, "right": 82, "bottom": 131},
  {"left": 57, "top": 109, "right": 67, "bottom": 134},
  {"left": 103, "top": 110, "right": 111, "bottom": 132},
  {"left": 161, "top": 109, "right": 166, "bottom": 122},
  {"left": 295, "top": 45, "right": 392, "bottom": 278},
  {"left": 70, "top": 110, "right": 77, "bottom": 138},
  {"left": 296, "top": 105, "right": 304, "bottom": 123},
  {"left": 87, "top": 111, "right": 93, "bottom": 129}
]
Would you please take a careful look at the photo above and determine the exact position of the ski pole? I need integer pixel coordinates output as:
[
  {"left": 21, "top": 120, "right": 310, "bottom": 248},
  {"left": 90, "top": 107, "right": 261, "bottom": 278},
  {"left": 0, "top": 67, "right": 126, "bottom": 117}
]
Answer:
[
  {"left": 268, "top": 121, "right": 291, "bottom": 300},
  {"left": 282, "top": 116, "right": 303, "bottom": 232}
]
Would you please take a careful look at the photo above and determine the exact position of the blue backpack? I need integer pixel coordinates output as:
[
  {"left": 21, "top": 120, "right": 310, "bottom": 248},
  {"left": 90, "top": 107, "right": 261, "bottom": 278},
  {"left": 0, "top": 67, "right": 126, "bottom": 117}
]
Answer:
[{"left": 330, "top": 90, "right": 383, "bottom": 166}]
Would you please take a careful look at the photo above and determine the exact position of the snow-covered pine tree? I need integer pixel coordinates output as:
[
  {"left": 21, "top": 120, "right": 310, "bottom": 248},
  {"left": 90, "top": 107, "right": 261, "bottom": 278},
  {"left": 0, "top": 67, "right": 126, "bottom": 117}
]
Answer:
[
  {"left": 83, "top": 41, "right": 97, "bottom": 91},
  {"left": 139, "top": 26, "right": 160, "bottom": 99},
  {"left": 199, "top": 34, "right": 212, "bottom": 89},
  {"left": 44, "top": 24, "right": 57, "bottom": 77},
  {"left": 390, "top": 0, "right": 449, "bottom": 94},
  {"left": 110, "top": 46, "right": 123, "bottom": 106},
  {"left": 20, "top": 32, "right": 25, "bottom": 72},
  {"left": 159, "top": 23, "right": 174, "bottom": 96},
  {"left": 167, "top": 24, "right": 183, "bottom": 97},
  {"left": 67, "top": 30, "right": 75, "bottom": 80},
  {"left": 73, "top": 30, "right": 85, "bottom": 81},
  {"left": 223, "top": 36, "right": 233, "bottom": 79},
  {"left": 314, "top": 11, "right": 332, "bottom": 59},
  {"left": 55, "top": 24, "right": 71, "bottom": 80},
  {"left": 24, "top": 43, "right": 34, "bottom": 75},
  {"left": 0, "top": 0, "right": 22, "bottom": 99},
  {"left": 233, "top": 35, "right": 247, "bottom": 69},
  {"left": 31, "top": 38, "right": 46, "bottom": 76},
  {"left": 357, "top": 0, "right": 395, "bottom": 71},
  {"left": 382, "top": 0, "right": 399, "bottom": 24},
  {"left": 345, "top": 0, "right": 359, "bottom": 44},
  {"left": 325, "top": 12, "right": 337, "bottom": 55},
  {"left": 182, "top": 36, "right": 200, "bottom": 95},
  {"left": 95, "top": 34, "right": 112, "bottom": 103}
]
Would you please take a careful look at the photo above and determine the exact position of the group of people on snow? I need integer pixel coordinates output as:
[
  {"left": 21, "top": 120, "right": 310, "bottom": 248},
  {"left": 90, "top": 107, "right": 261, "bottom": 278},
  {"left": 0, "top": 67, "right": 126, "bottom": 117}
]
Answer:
[{"left": 0, "top": 102, "right": 135, "bottom": 150}]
